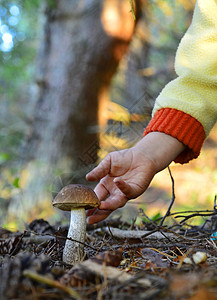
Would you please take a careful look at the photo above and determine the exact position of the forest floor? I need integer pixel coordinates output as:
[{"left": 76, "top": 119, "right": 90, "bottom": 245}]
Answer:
[{"left": 1, "top": 210, "right": 217, "bottom": 300}]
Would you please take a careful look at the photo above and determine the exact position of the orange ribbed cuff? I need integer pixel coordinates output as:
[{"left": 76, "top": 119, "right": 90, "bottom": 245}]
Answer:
[{"left": 143, "top": 108, "right": 205, "bottom": 164}]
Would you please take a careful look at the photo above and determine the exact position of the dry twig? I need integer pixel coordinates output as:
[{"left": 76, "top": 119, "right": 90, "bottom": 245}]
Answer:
[{"left": 23, "top": 270, "right": 80, "bottom": 299}]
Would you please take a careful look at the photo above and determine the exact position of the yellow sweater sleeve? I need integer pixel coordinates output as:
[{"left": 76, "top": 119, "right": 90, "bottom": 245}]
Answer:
[{"left": 152, "top": 0, "right": 217, "bottom": 137}]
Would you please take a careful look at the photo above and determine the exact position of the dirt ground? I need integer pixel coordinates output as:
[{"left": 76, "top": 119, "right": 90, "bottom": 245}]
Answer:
[{"left": 1, "top": 209, "right": 217, "bottom": 299}]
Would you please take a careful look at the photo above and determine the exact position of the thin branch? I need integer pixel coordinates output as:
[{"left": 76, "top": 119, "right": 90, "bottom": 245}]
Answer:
[
  {"left": 22, "top": 230, "right": 98, "bottom": 251},
  {"left": 176, "top": 212, "right": 217, "bottom": 224},
  {"left": 214, "top": 194, "right": 217, "bottom": 212},
  {"left": 160, "top": 166, "right": 175, "bottom": 226},
  {"left": 23, "top": 270, "right": 80, "bottom": 298},
  {"left": 165, "top": 209, "right": 214, "bottom": 217}
]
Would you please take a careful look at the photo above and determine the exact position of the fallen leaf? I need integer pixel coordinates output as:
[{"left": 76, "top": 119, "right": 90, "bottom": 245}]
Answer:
[
  {"left": 140, "top": 248, "right": 168, "bottom": 268},
  {"left": 91, "top": 248, "right": 123, "bottom": 267}
]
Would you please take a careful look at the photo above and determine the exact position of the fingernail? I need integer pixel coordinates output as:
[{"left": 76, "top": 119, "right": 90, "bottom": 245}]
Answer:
[{"left": 114, "top": 179, "right": 120, "bottom": 185}]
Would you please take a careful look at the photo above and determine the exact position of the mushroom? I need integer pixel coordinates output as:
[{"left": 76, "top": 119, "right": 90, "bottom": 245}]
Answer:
[{"left": 53, "top": 184, "right": 100, "bottom": 265}]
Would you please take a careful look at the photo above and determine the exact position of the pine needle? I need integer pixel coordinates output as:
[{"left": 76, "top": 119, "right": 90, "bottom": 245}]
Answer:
[{"left": 129, "top": 0, "right": 136, "bottom": 20}]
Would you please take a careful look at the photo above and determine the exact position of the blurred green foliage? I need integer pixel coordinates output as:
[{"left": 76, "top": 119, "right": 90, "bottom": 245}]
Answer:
[
  {"left": 0, "top": 0, "right": 40, "bottom": 95},
  {"left": 0, "top": 0, "right": 40, "bottom": 224},
  {"left": 0, "top": 0, "right": 40, "bottom": 158}
]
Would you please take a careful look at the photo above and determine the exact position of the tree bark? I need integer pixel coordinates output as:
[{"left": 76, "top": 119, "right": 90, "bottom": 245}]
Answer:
[{"left": 20, "top": 0, "right": 141, "bottom": 210}]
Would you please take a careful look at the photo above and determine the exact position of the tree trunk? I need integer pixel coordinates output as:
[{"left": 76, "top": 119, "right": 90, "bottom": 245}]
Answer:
[{"left": 17, "top": 0, "right": 141, "bottom": 215}]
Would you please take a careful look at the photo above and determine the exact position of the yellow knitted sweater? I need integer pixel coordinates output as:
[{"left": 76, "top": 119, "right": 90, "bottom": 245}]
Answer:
[{"left": 144, "top": 0, "right": 217, "bottom": 163}]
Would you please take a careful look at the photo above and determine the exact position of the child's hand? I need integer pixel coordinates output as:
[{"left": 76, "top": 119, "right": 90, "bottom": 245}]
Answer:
[
  {"left": 86, "top": 148, "right": 156, "bottom": 223},
  {"left": 86, "top": 132, "right": 185, "bottom": 224}
]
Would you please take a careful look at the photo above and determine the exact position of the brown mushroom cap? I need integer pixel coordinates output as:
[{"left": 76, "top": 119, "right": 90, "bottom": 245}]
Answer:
[{"left": 52, "top": 184, "right": 100, "bottom": 211}]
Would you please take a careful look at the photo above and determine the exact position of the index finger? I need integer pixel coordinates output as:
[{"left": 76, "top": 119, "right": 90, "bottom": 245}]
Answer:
[{"left": 86, "top": 154, "right": 111, "bottom": 181}]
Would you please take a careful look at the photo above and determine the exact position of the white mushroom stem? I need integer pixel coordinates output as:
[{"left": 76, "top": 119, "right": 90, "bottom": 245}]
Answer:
[{"left": 63, "top": 207, "right": 86, "bottom": 265}]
